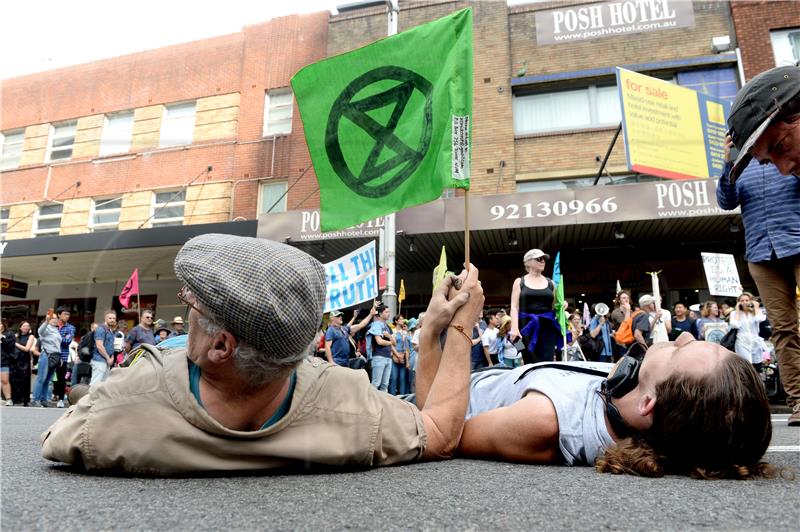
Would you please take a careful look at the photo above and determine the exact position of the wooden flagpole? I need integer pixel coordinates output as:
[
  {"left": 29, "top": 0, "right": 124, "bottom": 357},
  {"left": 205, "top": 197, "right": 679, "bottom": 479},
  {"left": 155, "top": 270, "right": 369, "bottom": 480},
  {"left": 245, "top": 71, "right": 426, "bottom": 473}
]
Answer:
[{"left": 464, "top": 189, "right": 470, "bottom": 270}]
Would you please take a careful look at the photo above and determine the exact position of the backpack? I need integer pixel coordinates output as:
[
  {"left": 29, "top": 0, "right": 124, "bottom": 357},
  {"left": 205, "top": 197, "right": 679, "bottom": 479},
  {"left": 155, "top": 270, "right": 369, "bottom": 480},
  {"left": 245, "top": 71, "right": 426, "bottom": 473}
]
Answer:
[
  {"left": 719, "top": 327, "right": 738, "bottom": 351},
  {"left": 78, "top": 329, "right": 96, "bottom": 362},
  {"left": 578, "top": 330, "right": 603, "bottom": 361},
  {"left": 614, "top": 310, "right": 644, "bottom": 346}
]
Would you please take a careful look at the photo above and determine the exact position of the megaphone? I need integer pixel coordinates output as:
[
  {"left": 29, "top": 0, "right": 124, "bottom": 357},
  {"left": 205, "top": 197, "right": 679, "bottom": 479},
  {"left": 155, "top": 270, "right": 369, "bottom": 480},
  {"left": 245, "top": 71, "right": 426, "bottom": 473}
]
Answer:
[{"left": 594, "top": 303, "right": 610, "bottom": 316}]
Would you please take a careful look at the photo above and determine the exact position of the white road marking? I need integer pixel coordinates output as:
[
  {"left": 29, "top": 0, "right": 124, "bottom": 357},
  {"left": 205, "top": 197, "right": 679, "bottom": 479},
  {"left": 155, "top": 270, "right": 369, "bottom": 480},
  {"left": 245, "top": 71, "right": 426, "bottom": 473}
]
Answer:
[{"left": 766, "top": 446, "right": 800, "bottom": 452}]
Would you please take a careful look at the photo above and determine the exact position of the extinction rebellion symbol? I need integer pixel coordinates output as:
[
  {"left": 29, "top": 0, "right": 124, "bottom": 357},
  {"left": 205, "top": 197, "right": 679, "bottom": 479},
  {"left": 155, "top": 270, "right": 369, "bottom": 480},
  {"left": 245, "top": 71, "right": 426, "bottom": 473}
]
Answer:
[{"left": 325, "top": 66, "right": 433, "bottom": 199}]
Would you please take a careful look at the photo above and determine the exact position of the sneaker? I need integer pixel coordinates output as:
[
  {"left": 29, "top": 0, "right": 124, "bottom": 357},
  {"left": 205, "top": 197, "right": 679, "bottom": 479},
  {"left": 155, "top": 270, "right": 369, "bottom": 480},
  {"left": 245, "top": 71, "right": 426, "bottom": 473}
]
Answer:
[
  {"left": 789, "top": 404, "right": 800, "bottom": 427},
  {"left": 56, "top": 400, "right": 65, "bottom": 408},
  {"left": 30, "top": 400, "right": 41, "bottom": 407},
  {"left": 4, "top": 400, "right": 12, "bottom": 406}
]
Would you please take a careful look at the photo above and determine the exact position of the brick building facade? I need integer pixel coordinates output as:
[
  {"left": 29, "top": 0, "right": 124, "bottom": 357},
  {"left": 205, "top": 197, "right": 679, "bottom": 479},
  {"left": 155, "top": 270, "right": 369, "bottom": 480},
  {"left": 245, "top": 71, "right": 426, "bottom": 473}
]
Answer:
[
  {"left": 1, "top": 12, "right": 328, "bottom": 239},
  {"left": 730, "top": 0, "right": 800, "bottom": 79}
]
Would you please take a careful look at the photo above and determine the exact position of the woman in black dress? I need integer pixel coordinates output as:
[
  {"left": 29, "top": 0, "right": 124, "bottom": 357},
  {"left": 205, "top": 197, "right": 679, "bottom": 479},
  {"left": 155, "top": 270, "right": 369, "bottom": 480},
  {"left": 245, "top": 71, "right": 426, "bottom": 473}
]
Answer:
[
  {"left": 0, "top": 320, "right": 15, "bottom": 404},
  {"left": 509, "top": 249, "right": 563, "bottom": 364},
  {"left": 12, "top": 321, "right": 35, "bottom": 406}
]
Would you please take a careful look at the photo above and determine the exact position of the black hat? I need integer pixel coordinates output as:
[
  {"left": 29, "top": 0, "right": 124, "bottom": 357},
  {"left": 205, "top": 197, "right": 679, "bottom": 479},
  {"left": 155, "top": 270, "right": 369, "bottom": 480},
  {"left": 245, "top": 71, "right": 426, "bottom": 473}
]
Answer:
[{"left": 727, "top": 66, "right": 800, "bottom": 182}]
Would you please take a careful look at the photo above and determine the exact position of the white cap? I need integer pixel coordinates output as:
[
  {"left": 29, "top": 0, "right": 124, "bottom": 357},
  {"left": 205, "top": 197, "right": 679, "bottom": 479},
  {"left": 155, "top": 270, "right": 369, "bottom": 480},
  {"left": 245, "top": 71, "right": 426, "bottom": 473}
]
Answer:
[{"left": 523, "top": 249, "right": 550, "bottom": 263}]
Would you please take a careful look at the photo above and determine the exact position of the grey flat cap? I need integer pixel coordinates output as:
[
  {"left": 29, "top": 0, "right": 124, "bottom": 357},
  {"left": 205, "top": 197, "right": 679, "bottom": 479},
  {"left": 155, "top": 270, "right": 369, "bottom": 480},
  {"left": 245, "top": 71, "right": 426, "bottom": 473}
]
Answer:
[{"left": 175, "top": 234, "right": 326, "bottom": 358}]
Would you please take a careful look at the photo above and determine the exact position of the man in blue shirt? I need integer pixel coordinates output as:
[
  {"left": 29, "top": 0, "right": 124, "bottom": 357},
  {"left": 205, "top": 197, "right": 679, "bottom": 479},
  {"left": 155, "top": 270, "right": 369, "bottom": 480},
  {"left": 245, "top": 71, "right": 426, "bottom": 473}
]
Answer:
[
  {"left": 125, "top": 310, "right": 156, "bottom": 351},
  {"left": 717, "top": 66, "right": 800, "bottom": 426},
  {"left": 721, "top": 65, "right": 800, "bottom": 426},
  {"left": 367, "top": 304, "right": 397, "bottom": 392},
  {"left": 669, "top": 302, "right": 697, "bottom": 341},
  {"left": 718, "top": 157, "right": 800, "bottom": 426},
  {"left": 717, "top": 65, "right": 800, "bottom": 427},
  {"left": 91, "top": 310, "right": 117, "bottom": 386},
  {"left": 324, "top": 307, "right": 375, "bottom": 367},
  {"left": 468, "top": 309, "right": 486, "bottom": 371},
  {"left": 54, "top": 306, "right": 75, "bottom": 408}
]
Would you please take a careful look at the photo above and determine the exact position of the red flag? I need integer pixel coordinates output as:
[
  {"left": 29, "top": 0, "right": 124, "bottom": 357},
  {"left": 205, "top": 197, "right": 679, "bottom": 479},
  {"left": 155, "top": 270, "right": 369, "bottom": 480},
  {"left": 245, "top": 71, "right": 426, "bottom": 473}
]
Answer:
[
  {"left": 119, "top": 269, "right": 139, "bottom": 308},
  {"left": 378, "top": 267, "right": 387, "bottom": 291}
]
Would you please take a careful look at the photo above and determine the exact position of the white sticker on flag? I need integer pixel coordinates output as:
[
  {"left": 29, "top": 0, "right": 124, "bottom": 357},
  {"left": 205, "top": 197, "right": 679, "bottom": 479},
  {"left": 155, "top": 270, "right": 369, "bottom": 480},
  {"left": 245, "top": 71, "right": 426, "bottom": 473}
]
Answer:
[{"left": 452, "top": 115, "right": 470, "bottom": 181}]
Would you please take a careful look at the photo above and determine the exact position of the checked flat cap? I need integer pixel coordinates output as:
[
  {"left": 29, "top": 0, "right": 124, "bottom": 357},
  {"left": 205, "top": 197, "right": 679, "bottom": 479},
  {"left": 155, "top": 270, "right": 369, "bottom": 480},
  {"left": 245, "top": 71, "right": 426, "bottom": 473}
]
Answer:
[{"left": 175, "top": 234, "right": 326, "bottom": 358}]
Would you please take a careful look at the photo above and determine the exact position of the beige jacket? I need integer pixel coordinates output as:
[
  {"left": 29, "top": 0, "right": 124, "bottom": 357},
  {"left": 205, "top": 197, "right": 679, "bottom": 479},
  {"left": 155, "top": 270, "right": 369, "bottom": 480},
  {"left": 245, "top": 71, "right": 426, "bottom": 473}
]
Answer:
[{"left": 41, "top": 346, "right": 426, "bottom": 475}]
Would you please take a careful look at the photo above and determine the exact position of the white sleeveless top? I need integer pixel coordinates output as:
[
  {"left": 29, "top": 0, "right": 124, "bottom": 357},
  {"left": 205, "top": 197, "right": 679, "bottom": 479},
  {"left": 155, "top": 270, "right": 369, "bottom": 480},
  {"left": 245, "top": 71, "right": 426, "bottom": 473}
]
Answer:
[{"left": 467, "top": 362, "right": 615, "bottom": 466}]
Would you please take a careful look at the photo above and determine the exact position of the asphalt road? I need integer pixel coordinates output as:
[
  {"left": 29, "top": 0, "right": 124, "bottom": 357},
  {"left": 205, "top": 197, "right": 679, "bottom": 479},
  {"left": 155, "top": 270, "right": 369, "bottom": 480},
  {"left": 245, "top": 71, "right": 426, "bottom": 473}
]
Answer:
[{"left": 2, "top": 407, "right": 798, "bottom": 531}]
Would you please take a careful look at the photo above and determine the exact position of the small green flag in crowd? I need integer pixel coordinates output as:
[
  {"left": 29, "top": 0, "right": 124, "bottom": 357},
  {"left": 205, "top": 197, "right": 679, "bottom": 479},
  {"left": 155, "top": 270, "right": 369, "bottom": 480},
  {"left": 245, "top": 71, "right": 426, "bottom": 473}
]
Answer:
[
  {"left": 552, "top": 252, "right": 567, "bottom": 334},
  {"left": 291, "top": 8, "right": 473, "bottom": 232}
]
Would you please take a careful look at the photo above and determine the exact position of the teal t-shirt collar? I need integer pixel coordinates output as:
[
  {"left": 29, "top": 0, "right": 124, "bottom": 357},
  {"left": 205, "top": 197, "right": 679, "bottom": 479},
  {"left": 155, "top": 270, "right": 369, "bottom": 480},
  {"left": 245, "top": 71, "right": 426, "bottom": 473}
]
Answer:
[{"left": 187, "top": 359, "right": 295, "bottom": 430}]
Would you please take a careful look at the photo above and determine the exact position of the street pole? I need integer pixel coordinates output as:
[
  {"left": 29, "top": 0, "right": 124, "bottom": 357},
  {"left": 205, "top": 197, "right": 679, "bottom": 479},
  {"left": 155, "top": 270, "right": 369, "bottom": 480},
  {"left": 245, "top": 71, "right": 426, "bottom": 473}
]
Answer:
[{"left": 381, "top": 0, "right": 400, "bottom": 319}]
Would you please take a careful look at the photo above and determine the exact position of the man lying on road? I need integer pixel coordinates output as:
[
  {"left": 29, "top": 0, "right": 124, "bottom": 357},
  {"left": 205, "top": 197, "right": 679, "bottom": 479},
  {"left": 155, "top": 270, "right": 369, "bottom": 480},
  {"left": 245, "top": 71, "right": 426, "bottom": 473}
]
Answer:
[{"left": 41, "top": 234, "right": 483, "bottom": 475}]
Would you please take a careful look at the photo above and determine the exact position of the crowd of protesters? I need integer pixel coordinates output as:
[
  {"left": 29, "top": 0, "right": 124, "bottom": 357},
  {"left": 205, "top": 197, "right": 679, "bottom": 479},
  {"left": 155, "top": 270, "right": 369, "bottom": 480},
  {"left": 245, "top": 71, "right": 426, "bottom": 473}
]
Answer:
[
  {"left": 0, "top": 274, "right": 786, "bottom": 407},
  {"left": 298, "top": 254, "right": 785, "bottom": 401},
  {"left": 0, "top": 308, "right": 186, "bottom": 407}
]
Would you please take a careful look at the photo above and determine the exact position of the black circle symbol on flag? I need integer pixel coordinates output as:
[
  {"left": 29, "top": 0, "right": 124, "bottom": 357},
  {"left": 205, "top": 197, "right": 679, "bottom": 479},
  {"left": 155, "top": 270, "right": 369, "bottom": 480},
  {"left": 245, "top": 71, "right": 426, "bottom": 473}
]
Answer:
[{"left": 325, "top": 66, "right": 433, "bottom": 198}]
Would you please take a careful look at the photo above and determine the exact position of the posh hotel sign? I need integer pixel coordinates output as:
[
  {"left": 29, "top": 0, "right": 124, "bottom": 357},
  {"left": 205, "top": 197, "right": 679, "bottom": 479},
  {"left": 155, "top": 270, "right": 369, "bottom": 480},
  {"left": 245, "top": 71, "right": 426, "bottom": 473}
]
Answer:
[{"left": 535, "top": 0, "right": 695, "bottom": 45}]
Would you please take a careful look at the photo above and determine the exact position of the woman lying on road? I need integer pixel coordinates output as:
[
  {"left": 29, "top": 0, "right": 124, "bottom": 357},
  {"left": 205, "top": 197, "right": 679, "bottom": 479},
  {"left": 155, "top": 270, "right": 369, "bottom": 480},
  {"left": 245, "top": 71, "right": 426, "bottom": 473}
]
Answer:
[{"left": 416, "top": 329, "right": 775, "bottom": 480}]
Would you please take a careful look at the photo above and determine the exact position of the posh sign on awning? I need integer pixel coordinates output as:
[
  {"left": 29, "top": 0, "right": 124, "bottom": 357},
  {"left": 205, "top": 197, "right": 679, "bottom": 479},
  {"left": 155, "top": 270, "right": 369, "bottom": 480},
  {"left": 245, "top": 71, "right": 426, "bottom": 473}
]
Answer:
[
  {"left": 534, "top": 0, "right": 695, "bottom": 45},
  {"left": 258, "top": 179, "right": 736, "bottom": 242}
]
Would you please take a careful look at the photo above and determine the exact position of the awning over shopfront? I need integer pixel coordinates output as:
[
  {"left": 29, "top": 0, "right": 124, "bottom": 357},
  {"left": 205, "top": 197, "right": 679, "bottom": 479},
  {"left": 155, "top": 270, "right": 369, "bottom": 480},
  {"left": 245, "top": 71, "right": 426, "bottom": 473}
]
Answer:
[
  {"left": 257, "top": 179, "right": 743, "bottom": 271},
  {"left": 1, "top": 220, "right": 257, "bottom": 285}
]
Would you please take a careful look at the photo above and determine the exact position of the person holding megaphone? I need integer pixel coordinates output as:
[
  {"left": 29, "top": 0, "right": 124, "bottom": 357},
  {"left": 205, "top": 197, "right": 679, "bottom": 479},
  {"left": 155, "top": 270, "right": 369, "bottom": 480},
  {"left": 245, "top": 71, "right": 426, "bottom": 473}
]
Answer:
[{"left": 587, "top": 303, "right": 614, "bottom": 362}]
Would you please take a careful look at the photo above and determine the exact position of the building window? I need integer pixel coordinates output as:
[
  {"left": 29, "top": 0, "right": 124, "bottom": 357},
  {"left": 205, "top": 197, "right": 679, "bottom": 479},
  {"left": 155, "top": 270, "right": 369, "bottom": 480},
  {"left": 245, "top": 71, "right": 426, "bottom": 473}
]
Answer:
[
  {"left": 676, "top": 67, "right": 739, "bottom": 102},
  {"left": 159, "top": 102, "right": 196, "bottom": 148},
  {"left": 151, "top": 190, "right": 185, "bottom": 227},
  {"left": 513, "top": 85, "right": 621, "bottom": 135},
  {"left": 259, "top": 181, "right": 288, "bottom": 214},
  {"left": 263, "top": 90, "right": 293, "bottom": 136},
  {"left": 33, "top": 203, "right": 63, "bottom": 237},
  {"left": 47, "top": 121, "right": 77, "bottom": 162},
  {"left": 99, "top": 111, "right": 134, "bottom": 156},
  {"left": 1, "top": 129, "right": 25, "bottom": 170},
  {"left": 0, "top": 208, "right": 9, "bottom": 239},
  {"left": 771, "top": 28, "right": 800, "bottom": 67},
  {"left": 90, "top": 197, "right": 122, "bottom": 232}
]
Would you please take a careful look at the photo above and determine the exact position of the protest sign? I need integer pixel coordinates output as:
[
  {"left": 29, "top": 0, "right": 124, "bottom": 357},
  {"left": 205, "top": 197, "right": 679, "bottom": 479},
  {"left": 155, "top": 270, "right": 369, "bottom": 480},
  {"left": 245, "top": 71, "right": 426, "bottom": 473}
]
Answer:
[
  {"left": 323, "top": 241, "right": 378, "bottom": 312},
  {"left": 701, "top": 252, "right": 741, "bottom": 297}
]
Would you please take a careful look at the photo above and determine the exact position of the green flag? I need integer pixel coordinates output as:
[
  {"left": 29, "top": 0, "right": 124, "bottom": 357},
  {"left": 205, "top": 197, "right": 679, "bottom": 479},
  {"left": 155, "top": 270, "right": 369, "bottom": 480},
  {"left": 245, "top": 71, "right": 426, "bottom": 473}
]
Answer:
[
  {"left": 552, "top": 252, "right": 567, "bottom": 333},
  {"left": 291, "top": 8, "right": 473, "bottom": 232}
]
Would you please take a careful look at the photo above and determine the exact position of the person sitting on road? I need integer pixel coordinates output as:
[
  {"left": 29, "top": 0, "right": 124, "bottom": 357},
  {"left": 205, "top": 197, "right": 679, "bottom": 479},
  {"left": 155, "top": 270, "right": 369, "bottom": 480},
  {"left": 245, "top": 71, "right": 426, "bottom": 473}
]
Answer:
[
  {"left": 415, "top": 333, "right": 774, "bottom": 479},
  {"left": 41, "top": 234, "right": 483, "bottom": 475}
]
